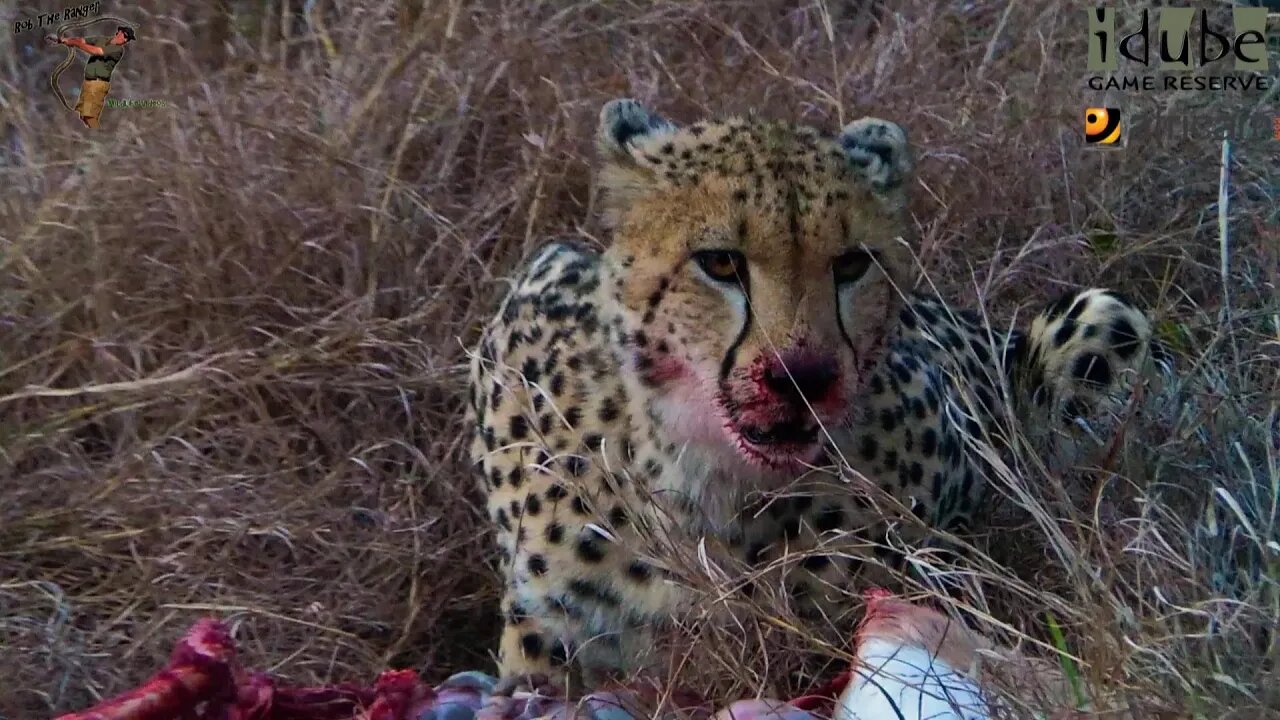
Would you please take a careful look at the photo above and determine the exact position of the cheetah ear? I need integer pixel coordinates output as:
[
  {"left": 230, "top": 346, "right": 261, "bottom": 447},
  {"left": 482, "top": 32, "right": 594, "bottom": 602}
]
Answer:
[
  {"left": 594, "top": 98, "right": 679, "bottom": 228},
  {"left": 596, "top": 97, "right": 678, "bottom": 163},
  {"left": 838, "top": 117, "right": 913, "bottom": 200}
]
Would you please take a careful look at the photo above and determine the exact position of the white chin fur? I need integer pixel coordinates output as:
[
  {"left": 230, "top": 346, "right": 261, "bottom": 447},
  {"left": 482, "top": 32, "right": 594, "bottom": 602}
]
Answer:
[{"left": 648, "top": 391, "right": 784, "bottom": 532}]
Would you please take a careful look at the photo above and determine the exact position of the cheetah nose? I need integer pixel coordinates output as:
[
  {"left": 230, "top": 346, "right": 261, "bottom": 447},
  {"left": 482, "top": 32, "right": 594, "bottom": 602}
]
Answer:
[{"left": 763, "top": 354, "right": 839, "bottom": 404}]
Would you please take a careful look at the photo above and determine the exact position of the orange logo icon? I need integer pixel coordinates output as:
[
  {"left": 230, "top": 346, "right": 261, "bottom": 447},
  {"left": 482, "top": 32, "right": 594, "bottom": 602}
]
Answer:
[{"left": 1084, "top": 107, "right": 1122, "bottom": 146}]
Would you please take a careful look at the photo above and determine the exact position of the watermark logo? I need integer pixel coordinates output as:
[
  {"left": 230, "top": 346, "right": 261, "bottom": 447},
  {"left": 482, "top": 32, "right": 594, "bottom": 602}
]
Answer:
[
  {"left": 13, "top": 3, "right": 171, "bottom": 129},
  {"left": 1084, "top": 107, "right": 1124, "bottom": 148},
  {"left": 1086, "top": 7, "right": 1276, "bottom": 92},
  {"left": 11, "top": 0, "right": 100, "bottom": 33}
]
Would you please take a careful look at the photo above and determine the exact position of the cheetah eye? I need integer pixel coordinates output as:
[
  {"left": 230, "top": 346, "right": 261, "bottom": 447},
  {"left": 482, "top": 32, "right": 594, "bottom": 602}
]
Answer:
[
  {"left": 833, "top": 249, "right": 875, "bottom": 285},
  {"left": 692, "top": 250, "right": 747, "bottom": 284}
]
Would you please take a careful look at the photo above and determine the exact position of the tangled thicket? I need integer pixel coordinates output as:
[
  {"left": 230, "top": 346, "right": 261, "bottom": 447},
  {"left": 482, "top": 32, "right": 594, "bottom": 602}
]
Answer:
[{"left": 1, "top": 1, "right": 1276, "bottom": 718}]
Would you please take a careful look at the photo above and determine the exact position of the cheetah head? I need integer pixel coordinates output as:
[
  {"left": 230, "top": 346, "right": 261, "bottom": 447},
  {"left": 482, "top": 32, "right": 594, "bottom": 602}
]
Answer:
[{"left": 594, "top": 98, "right": 915, "bottom": 473}]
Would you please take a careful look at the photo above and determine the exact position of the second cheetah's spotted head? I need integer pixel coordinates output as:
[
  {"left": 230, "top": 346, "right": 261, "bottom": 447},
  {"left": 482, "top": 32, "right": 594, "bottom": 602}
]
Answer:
[{"left": 594, "top": 98, "right": 915, "bottom": 472}]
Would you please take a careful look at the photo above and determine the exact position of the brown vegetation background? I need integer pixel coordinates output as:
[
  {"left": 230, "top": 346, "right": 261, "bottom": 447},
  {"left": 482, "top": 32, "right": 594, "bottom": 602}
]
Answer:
[{"left": 1, "top": 1, "right": 1276, "bottom": 718}]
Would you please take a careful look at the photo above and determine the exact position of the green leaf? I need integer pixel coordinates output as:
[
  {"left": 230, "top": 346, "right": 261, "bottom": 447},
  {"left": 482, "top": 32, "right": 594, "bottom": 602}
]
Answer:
[
  {"left": 1045, "top": 611, "right": 1087, "bottom": 709},
  {"left": 1087, "top": 230, "right": 1119, "bottom": 255},
  {"left": 1155, "top": 319, "right": 1194, "bottom": 355}
]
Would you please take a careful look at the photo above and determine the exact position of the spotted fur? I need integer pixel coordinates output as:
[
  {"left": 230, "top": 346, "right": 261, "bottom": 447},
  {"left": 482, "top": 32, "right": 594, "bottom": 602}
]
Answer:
[{"left": 465, "top": 99, "right": 1166, "bottom": 689}]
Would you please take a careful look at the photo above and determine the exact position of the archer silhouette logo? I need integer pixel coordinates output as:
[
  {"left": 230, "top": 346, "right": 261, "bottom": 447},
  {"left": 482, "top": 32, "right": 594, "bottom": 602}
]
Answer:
[
  {"left": 40, "top": 14, "right": 166, "bottom": 129},
  {"left": 1084, "top": 107, "right": 1124, "bottom": 149}
]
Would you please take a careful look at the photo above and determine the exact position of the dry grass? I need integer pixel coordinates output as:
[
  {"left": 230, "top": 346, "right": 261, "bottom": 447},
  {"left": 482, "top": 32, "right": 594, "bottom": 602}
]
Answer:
[{"left": 1, "top": 1, "right": 1276, "bottom": 718}]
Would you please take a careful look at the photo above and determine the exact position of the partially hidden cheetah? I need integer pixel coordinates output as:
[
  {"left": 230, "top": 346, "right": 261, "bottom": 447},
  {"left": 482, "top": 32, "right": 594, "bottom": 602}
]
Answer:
[{"left": 465, "top": 98, "right": 1165, "bottom": 691}]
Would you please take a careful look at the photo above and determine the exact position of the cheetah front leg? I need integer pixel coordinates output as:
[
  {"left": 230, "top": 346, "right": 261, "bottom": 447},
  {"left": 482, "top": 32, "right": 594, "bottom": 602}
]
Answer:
[
  {"left": 475, "top": 601, "right": 580, "bottom": 720},
  {"left": 481, "top": 458, "right": 683, "bottom": 697},
  {"left": 491, "top": 593, "right": 575, "bottom": 696}
]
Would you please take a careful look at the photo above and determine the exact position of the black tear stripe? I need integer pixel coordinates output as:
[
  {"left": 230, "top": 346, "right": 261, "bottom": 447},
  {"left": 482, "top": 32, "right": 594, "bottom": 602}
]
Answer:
[
  {"left": 834, "top": 281, "right": 856, "bottom": 351},
  {"left": 834, "top": 214, "right": 869, "bottom": 350},
  {"left": 837, "top": 283, "right": 891, "bottom": 383},
  {"left": 787, "top": 182, "right": 801, "bottom": 250},
  {"left": 718, "top": 278, "right": 753, "bottom": 382}
]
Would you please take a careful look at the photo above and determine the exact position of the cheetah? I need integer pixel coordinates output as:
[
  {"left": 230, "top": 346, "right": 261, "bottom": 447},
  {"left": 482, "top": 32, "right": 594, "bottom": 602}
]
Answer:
[{"left": 465, "top": 98, "right": 1165, "bottom": 691}]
